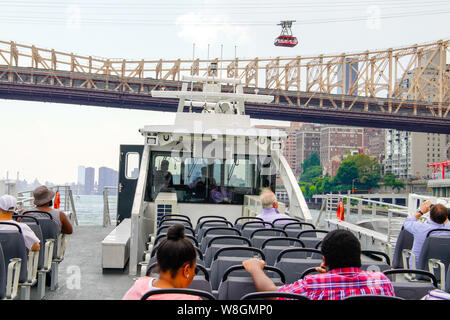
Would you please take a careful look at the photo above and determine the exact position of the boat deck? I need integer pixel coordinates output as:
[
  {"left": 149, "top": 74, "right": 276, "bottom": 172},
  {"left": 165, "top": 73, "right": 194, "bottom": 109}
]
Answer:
[{"left": 43, "top": 225, "right": 136, "bottom": 300}]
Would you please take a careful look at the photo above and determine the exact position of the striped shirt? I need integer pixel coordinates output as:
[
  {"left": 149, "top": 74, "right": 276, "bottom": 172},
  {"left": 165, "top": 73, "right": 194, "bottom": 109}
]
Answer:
[{"left": 277, "top": 267, "right": 395, "bottom": 300}]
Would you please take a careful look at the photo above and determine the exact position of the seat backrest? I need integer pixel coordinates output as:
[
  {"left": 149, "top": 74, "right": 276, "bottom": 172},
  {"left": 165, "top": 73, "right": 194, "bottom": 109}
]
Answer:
[
  {"left": 159, "top": 214, "right": 191, "bottom": 223},
  {"left": 197, "top": 220, "right": 234, "bottom": 241},
  {"left": 209, "top": 246, "right": 265, "bottom": 290},
  {"left": 250, "top": 228, "right": 288, "bottom": 248},
  {"left": 274, "top": 248, "right": 323, "bottom": 284},
  {"left": 201, "top": 227, "right": 241, "bottom": 252},
  {"left": 204, "top": 236, "right": 252, "bottom": 267},
  {"left": 391, "top": 227, "right": 414, "bottom": 268},
  {"left": 234, "top": 217, "right": 263, "bottom": 230},
  {"left": 283, "top": 222, "right": 316, "bottom": 237},
  {"left": 158, "top": 219, "right": 193, "bottom": 229},
  {"left": 360, "top": 250, "right": 391, "bottom": 272},
  {"left": 296, "top": 229, "right": 329, "bottom": 248},
  {"left": 157, "top": 225, "right": 195, "bottom": 237},
  {"left": 417, "top": 230, "right": 450, "bottom": 280},
  {"left": 241, "top": 291, "right": 310, "bottom": 300},
  {"left": 0, "top": 224, "right": 28, "bottom": 283},
  {"left": 272, "top": 218, "right": 300, "bottom": 228},
  {"left": 13, "top": 215, "right": 44, "bottom": 269},
  {"left": 383, "top": 269, "right": 438, "bottom": 300},
  {"left": 195, "top": 216, "right": 228, "bottom": 232},
  {"left": 22, "top": 212, "right": 60, "bottom": 258},
  {"left": 241, "top": 221, "right": 274, "bottom": 238},
  {"left": 218, "top": 265, "right": 285, "bottom": 300},
  {"left": 261, "top": 237, "right": 305, "bottom": 266},
  {"left": 0, "top": 244, "right": 6, "bottom": 299},
  {"left": 153, "top": 233, "right": 198, "bottom": 248}
]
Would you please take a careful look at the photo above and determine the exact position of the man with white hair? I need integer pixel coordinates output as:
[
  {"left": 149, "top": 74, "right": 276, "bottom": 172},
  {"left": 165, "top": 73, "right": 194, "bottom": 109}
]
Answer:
[
  {"left": 256, "top": 189, "right": 292, "bottom": 226},
  {"left": 0, "top": 195, "right": 40, "bottom": 251}
]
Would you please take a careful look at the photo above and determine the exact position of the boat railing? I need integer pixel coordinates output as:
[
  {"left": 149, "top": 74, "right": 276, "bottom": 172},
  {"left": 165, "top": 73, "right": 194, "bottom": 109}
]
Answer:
[
  {"left": 102, "top": 186, "right": 118, "bottom": 227},
  {"left": 17, "top": 185, "right": 79, "bottom": 226},
  {"left": 313, "top": 193, "right": 409, "bottom": 258}
]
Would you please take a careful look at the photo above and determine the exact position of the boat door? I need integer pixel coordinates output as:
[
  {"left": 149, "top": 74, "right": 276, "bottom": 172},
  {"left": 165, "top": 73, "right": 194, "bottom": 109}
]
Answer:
[{"left": 117, "top": 144, "right": 144, "bottom": 224}]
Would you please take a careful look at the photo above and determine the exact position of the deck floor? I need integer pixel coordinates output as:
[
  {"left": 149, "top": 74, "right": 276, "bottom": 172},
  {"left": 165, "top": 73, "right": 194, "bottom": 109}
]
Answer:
[{"left": 42, "top": 225, "right": 136, "bottom": 300}]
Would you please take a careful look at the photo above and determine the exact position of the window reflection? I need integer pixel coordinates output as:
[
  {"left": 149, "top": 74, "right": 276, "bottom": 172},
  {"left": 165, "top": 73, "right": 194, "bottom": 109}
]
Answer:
[{"left": 146, "top": 152, "right": 274, "bottom": 204}]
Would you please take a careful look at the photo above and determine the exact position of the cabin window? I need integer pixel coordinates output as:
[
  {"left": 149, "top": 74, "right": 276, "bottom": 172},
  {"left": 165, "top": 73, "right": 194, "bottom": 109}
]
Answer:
[
  {"left": 145, "top": 151, "right": 274, "bottom": 204},
  {"left": 125, "top": 152, "right": 140, "bottom": 179}
]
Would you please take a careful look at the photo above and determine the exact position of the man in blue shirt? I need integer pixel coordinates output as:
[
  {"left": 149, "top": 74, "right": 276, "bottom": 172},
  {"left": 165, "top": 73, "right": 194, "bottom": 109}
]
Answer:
[{"left": 403, "top": 201, "right": 450, "bottom": 268}]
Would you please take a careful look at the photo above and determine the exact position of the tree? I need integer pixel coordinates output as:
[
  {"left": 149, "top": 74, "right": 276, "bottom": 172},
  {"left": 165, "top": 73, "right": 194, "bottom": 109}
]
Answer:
[
  {"left": 384, "top": 173, "right": 405, "bottom": 191},
  {"left": 302, "top": 152, "right": 320, "bottom": 173},
  {"left": 333, "top": 154, "right": 381, "bottom": 191}
]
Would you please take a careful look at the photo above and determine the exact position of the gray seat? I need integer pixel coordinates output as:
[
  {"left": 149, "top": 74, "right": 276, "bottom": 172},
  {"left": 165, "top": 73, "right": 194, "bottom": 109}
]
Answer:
[
  {"left": 283, "top": 222, "right": 316, "bottom": 238},
  {"left": 159, "top": 214, "right": 191, "bottom": 224},
  {"left": 217, "top": 265, "right": 285, "bottom": 300},
  {"left": 274, "top": 248, "right": 323, "bottom": 284},
  {"left": 157, "top": 225, "right": 195, "bottom": 237},
  {"left": 272, "top": 217, "right": 301, "bottom": 228},
  {"left": 241, "top": 221, "right": 274, "bottom": 238},
  {"left": 0, "top": 244, "right": 6, "bottom": 299},
  {"left": 23, "top": 211, "right": 60, "bottom": 259},
  {"left": 204, "top": 236, "right": 251, "bottom": 268},
  {"left": 261, "top": 237, "right": 305, "bottom": 266},
  {"left": 153, "top": 233, "right": 198, "bottom": 248},
  {"left": 209, "top": 247, "right": 265, "bottom": 291},
  {"left": 296, "top": 229, "right": 329, "bottom": 248},
  {"left": 195, "top": 216, "right": 228, "bottom": 234},
  {"left": 361, "top": 250, "right": 391, "bottom": 272},
  {"left": 197, "top": 220, "right": 234, "bottom": 242},
  {"left": 0, "top": 224, "right": 28, "bottom": 284},
  {"left": 158, "top": 219, "right": 193, "bottom": 229},
  {"left": 391, "top": 227, "right": 414, "bottom": 269},
  {"left": 149, "top": 246, "right": 204, "bottom": 267},
  {"left": 417, "top": 229, "right": 450, "bottom": 283},
  {"left": 200, "top": 227, "right": 241, "bottom": 253},
  {"left": 147, "top": 262, "right": 212, "bottom": 293},
  {"left": 250, "top": 228, "right": 288, "bottom": 248},
  {"left": 234, "top": 217, "right": 263, "bottom": 230},
  {"left": 383, "top": 269, "right": 438, "bottom": 300}
]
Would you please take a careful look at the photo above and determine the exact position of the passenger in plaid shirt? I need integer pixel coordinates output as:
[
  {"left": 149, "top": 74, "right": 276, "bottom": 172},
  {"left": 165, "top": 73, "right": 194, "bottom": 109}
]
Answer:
[{"left": 242, "top": 229, "right": 395, "bottom": 300}]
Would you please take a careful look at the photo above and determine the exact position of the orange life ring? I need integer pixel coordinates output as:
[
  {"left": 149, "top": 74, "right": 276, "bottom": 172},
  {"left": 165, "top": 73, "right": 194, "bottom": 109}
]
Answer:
[
  {"left": 54, "top": 191, "right": 61, "bottom": 209},
  {"left": 337, "top": 201, "right": 344, "bottom": 221}
]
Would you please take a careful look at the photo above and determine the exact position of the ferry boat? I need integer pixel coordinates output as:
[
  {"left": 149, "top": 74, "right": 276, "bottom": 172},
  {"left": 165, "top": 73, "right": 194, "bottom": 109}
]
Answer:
[{"left": 2, "top": 75, "right": 449, "bottom": 301}]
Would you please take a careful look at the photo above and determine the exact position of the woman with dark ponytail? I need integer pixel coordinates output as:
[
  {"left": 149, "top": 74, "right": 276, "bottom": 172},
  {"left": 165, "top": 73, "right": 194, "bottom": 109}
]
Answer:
[{"left": 123, "top": 223, "right": 199, "bottom": 300}]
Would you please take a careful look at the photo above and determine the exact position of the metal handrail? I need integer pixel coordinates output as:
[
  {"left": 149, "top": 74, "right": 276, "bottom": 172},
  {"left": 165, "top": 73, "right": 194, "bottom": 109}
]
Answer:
[{"left": 103, "top": 186, "right": 118, "bottom": 227}]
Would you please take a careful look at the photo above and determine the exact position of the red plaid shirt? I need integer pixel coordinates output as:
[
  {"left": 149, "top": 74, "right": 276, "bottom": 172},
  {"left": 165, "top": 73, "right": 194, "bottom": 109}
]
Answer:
[{"left": 277, "top": 267, "right": 395, "bottom": 300}]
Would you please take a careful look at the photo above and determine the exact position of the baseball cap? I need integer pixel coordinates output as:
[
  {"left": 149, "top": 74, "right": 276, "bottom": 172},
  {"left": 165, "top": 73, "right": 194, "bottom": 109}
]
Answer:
[{"left": 0, "top": 194, "right": 17, "bottom": 212}]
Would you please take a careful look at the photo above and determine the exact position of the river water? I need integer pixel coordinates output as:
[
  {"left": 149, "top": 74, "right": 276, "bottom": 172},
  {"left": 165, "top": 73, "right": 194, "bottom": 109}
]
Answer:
[{"left": 74, "top": 195, "right": 323, "bottom": 226}]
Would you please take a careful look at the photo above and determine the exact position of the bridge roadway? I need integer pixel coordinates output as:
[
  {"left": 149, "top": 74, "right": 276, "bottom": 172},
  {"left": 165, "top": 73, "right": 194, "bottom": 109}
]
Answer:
[{"left": 0, "top": 66, "right": 449, "bottom": 134}]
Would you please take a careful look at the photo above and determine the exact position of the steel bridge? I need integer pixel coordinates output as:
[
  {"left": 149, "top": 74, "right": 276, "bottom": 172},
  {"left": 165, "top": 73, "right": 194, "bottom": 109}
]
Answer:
[{"left": 0, "top": 39, "right": 449, "bottom": 133}]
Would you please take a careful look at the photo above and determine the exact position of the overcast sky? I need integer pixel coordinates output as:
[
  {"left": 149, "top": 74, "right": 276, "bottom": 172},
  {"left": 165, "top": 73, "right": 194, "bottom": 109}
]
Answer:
[{"left": 0, "top": 0, "right": 448, "bottom": 184}]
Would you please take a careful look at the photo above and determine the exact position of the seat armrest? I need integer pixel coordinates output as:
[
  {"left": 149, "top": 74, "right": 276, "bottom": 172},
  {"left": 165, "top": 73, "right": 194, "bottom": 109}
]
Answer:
[
  {"left": 55, "top": 234, "right": 67, "bottom": 261},
  {"left": 42, "top": 239, "right": 55, "bottom": 272},
  {"left": 26, "top": 250, "right": 40, "bottom": 284},
  {"left": 428, "top": 258, "right": 446, "bottom": 291},
  {"left": 6, "top": 258, "right": 22, "bottom": 300},
  {"left": 402, "top": 249, "right": 416, "bottom": 270}
]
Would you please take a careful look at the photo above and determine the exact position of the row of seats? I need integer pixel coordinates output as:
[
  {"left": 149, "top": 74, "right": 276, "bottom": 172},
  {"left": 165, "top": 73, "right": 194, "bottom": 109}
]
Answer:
[
  {"left": 142, "top": 214, "right": 448, "bottom": 300},
  {"left": 392, "top": 226, "right": 450, "bottom": 292},
  {"left": 0, "top": 211, "right": 65, "bottom": 300}
]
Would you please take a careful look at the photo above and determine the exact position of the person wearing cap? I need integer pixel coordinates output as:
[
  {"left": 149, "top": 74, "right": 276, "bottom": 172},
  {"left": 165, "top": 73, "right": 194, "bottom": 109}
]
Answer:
[
  {"left": 0, "top": 195, "right": 40, "bottom": 251},
  {"left": 30, "top": 186, "right": 73, "bottom": 235}
]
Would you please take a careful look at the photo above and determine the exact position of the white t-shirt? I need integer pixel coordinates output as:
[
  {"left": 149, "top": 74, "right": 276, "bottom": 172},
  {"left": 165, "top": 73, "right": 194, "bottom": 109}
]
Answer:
[{"left": 0, "top": 220, "right": 40, "bottom": 250}]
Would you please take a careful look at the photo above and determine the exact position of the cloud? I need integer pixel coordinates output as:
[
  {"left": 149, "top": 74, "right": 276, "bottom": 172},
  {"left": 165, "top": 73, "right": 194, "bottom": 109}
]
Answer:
[{"left": 175, "top": 12, "right": 249, "bottom": 49}]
